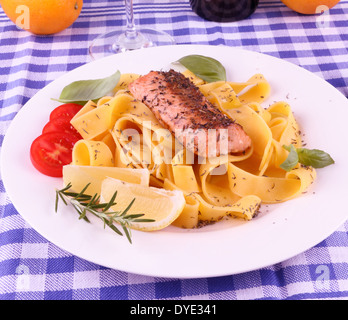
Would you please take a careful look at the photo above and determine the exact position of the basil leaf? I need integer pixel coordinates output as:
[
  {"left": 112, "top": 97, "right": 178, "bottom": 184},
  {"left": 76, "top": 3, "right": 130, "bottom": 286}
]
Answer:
[
  {"left": 281, "top": 144, "right": 335, "bottom": 171},
  {"left": 177, "top": 55, "right": 226, "bottom": 83},
  {"left": 56, "top": 70, "right": 121, "bottom": 103},
  {"left": 280, "top": 144, "right": 299, "bottom": 172},
  {"left": 296, "top": 148, "right": 335, "bottom": 168}
]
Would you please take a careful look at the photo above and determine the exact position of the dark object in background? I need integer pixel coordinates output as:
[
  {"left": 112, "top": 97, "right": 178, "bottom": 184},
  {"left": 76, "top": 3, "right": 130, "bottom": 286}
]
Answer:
[{"left": 190, "top": 0, "right": 259, "bottom": 22}]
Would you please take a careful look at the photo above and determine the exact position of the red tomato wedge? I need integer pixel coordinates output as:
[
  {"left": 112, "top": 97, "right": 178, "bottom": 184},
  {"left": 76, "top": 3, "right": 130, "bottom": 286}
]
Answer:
[
  {"left": 30, "top": 132, "right": 80, "bottom": 177},
  {"left": 42, "top": 117, "right": 82, "bottom": 139},
  {"left": 49, "top": 103, "right": 83, "bottom": 121}
]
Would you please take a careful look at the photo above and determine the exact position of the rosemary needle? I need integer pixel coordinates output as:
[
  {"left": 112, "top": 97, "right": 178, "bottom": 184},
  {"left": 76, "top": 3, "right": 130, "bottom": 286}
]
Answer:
[{"left": 55, "top": 183, "right": 154, "bottom": 244}]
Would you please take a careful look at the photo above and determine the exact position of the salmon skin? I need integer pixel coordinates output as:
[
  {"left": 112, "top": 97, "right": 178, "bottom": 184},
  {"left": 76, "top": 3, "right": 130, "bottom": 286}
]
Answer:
[{"left": 128, "top": 69, "right": 251, "bottom": 158}]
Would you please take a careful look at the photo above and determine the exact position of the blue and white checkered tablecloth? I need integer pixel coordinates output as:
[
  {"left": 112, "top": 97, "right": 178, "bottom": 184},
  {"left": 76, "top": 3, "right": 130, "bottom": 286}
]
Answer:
[{"left": 1, "top": 0, "right": 348, "bottom": 301}]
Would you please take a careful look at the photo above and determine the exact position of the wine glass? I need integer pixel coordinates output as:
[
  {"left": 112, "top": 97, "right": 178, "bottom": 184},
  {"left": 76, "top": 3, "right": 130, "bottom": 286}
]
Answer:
[{"left": 89, "top": 0, "right": 175, "bottom": 59}]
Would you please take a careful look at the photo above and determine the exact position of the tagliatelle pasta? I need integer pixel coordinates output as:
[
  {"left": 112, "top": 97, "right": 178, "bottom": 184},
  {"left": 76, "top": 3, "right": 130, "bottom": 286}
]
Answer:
[{"left": 68, "top": 70, "right": 316, "bottom": 229}]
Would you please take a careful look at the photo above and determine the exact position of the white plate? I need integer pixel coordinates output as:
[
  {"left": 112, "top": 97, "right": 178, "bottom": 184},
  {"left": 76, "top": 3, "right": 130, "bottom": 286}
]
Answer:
[{"left": 2, "top": 45, "right": 348, "bottom": 279}]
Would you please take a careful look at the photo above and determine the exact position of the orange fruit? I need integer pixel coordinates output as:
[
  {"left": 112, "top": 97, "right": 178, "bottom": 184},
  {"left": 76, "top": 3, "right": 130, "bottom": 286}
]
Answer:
[
  {"left": 281, "top": 0, "right": 340, "bottom": 14},
  {"left": 0, "top": 0, "right": 83, "bottom": 35}
]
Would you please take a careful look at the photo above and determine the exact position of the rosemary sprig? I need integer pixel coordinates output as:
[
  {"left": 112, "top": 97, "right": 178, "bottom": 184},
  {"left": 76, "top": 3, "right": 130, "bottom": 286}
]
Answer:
[{"left": 55, "top": 183, "right": 154, "bottom": 244}]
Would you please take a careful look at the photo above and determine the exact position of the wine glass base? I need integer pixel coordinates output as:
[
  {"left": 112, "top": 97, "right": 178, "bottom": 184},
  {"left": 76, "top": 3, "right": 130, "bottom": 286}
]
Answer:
[{"left": 89, "top": 28, "right": 175, "bottom": 60}]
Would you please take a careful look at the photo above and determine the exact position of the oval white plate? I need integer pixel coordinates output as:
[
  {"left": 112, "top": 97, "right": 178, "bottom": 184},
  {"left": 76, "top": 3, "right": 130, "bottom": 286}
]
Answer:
[{"left": 2, "top": 45, "right": 348, "bottom": 279}]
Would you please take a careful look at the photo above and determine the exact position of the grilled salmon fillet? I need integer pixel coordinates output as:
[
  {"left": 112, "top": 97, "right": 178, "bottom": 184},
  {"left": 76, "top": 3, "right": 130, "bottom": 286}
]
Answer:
[{"left": 128, "top": 69, "right": 251, "bottom": 158}]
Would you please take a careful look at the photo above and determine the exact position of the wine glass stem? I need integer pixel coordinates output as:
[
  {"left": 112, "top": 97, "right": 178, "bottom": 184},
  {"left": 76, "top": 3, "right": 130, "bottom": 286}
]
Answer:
[{"left": 125, "top": 0, "right": 138, "bottom": 40}]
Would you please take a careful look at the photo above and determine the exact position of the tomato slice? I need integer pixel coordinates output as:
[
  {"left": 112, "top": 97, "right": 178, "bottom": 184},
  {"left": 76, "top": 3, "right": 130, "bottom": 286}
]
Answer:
[
  {"left": 49, "top": 103, "right": 83, "bottom": 121},
  {"left": 30, "top": 132, "right": 80, "bottom": 177},
  {"left": 42, "top": 117, "right": 82, "bottom": 139}
]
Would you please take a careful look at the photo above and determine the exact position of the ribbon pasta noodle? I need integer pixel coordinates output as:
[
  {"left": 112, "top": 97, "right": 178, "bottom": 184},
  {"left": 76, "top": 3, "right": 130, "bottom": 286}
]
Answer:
[{"left": 68, "top": 70, "right": 316, "bottom": 229}]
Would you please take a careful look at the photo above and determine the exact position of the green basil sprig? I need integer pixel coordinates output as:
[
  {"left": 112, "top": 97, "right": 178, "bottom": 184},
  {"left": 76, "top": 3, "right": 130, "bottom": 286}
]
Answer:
[
  {"left": 177, "top": 55, "right": 226, "bottom": 83},
  {"left": 55, "top": 70, "right": 121, "bottom": 104},
  {"left": 280, "top": 144, "right": 334, "bottom": 172},
  {"left": 280, "top": 144, "right": 299, "bottom": 172}
]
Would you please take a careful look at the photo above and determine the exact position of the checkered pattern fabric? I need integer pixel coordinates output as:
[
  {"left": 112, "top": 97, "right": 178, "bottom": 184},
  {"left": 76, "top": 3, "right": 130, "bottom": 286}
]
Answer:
[{"left": 0, "top": 0, "right": 348, "bottom": 300}]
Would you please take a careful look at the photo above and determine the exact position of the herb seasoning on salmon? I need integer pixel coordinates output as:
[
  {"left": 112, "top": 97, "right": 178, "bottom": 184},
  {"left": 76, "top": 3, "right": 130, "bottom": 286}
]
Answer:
[{"left": 128, "top": 69, "right": 251, "bottom": 158}]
